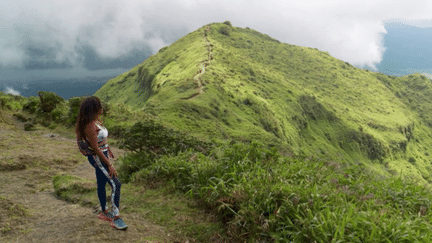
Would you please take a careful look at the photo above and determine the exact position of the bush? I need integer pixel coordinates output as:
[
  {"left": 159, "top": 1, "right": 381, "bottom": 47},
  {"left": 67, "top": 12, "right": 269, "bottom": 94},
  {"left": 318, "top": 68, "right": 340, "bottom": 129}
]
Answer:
[
  {"left": 218, "top": 26, "right": 231, "bottom": 36},
  {"left": 298, "top": 95, "right": 337, "bottom": 121},
  {"left": 12, "top": 113, "right": 27, "bottom": 122},
  {"left": 0, "top": 97, "right": 7, "bottom": 108},
  {"left": 158, "top": 46, "right": 168, "bottom": 53},
  {"left": 0, "top": 95, "right": 23, "bottom": 111},
  {"left": 223, "top": 21, "right": 232, "bottom": 27},
  {"left": 243, "top": 98, "right": 253, "bottom": 106},
  {"left": 344, "top": 130, "right": 386, "bottom": 160},
  {"left": 134, "top": 140, "right": 282, "bottom": 241},
  {"left": 65, "top": 97, "right": 83, "bottom": 126},
  {"left": 116, "top": 119, "right": 215, "bottom": 183},
  {"left": 50, "top": 102, "right": 68, "bottom": 123},
  {"left": 117, "top": 119, "right": 214, "bottom": 156},
  {"left": 105, "top": 124, "right": 127, "bottom": 139},
  {"left": 22, "top": 96, "right": 40, "bottom": 114},
  {"left": 37, "top": 91, "right": 64, "bottom": 113},
  {"left": 24, "top": 122, "right": 36, "bottom": 131}
]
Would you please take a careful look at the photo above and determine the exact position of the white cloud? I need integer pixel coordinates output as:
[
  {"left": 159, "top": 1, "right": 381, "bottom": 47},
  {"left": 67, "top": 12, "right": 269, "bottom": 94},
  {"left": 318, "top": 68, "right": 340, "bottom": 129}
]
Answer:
[
  {"left": 1, "top": 0, "right": 432, "bottom": 72},
  {"left": 422, "top": 73, "right": 432, "bottom": 79},
  {"left": 4, "top": 86, "right": 21, "bottom": 96}
]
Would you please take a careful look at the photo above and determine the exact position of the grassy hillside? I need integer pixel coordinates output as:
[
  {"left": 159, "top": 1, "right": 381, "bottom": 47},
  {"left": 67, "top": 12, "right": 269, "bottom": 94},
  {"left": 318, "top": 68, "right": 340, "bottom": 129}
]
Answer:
[
  {"left": 5, "top": 21, "right": 432, "bottom": 241},
  {"left": 94, "top": 22, "right": 432, "bottom": 187}
]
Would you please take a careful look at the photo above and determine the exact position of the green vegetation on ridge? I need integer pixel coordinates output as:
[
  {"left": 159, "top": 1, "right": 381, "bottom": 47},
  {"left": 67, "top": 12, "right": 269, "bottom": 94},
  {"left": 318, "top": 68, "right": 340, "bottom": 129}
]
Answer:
[
  {"left": 4, "top": 21, "right": 432, "bottom": 241},
  {"left": 92, "top": 22, "right": 432, "bottom": 185}
]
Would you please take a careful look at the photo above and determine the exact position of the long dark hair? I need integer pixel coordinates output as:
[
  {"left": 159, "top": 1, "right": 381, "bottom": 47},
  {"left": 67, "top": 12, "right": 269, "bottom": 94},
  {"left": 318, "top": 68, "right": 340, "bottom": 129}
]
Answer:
[{"left": 76, "top": 96, "right": 103, "bottom": 140}]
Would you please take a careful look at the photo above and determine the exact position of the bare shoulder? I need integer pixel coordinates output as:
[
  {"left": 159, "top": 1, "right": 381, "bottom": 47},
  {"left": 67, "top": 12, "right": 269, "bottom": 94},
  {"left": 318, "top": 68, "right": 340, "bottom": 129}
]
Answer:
[{"left": 84, "top": 121, "right": 98, "bottom": 135}]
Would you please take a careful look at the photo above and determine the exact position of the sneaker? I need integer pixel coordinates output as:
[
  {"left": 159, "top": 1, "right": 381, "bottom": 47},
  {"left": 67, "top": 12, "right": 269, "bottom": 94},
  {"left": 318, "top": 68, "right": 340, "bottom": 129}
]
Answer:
[
  {"left": 110, "top": 217, "right": 128, "bottom": 230},
  {"left": 97, "top": 211, "right": 115, "bottom": 222}
]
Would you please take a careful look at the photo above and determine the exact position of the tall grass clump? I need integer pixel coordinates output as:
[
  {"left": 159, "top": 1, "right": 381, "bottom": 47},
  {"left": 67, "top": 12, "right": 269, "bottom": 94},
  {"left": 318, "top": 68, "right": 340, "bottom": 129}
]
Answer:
[
  {"left": 116, "top": 118, "right": 215, "bottom": 183},
  {"left": 122, "top": 137, "right": 432, "bottom": 242}
]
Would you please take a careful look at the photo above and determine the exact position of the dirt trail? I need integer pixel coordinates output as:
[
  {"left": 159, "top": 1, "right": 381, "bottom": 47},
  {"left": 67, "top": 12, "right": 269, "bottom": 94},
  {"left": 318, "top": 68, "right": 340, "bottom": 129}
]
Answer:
[
  {"left": 0, "top": 113, "right": 186, "bottom": 243},
  {"left": 182, "top": 25, "right": 212, "bottom": 101}
]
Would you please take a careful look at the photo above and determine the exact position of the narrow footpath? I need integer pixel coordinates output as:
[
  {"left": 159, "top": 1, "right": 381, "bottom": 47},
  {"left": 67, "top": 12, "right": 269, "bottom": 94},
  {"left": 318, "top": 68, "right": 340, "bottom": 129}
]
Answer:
[
  {"left": 0, "top": 115, "right": 190, "bottom": 243},
  {"left": 182, "top": 25, "right": 213, "bottom": 100}
]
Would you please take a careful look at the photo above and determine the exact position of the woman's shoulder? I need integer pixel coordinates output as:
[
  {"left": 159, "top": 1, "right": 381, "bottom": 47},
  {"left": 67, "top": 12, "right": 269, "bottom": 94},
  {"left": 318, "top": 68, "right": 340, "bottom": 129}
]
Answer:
[{"left": 85, "top": 121, "right": 101, "bottom": 131}]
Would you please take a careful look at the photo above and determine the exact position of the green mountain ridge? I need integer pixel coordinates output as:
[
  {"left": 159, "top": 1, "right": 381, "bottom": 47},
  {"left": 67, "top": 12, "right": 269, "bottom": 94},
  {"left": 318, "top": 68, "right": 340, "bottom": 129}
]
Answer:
[
  {"left": 94, "top": 22, "right": 432, "bottom": 186},
  {"left": 5, "top": 21, "right": 432, "bottom": 241}
]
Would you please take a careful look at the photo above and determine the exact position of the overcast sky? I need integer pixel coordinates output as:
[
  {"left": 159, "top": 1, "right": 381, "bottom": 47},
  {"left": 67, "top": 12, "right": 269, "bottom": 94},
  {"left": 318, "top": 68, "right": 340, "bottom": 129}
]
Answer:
[{"left": 2, "top": 0, "right": 432, "bottom": 96}]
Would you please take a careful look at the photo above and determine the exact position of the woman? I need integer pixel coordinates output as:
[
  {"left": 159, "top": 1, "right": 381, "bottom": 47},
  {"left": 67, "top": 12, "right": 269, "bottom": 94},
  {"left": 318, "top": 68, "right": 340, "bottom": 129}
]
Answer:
[{"left": 75, "top": 96, "right": 127, "bottom": 230}]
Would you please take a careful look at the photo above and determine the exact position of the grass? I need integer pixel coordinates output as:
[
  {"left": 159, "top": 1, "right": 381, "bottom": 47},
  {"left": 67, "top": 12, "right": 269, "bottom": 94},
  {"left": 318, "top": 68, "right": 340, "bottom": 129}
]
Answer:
[
  {"left": 4, "top": 91, "right": 432, "bottom": 241},
  {"left": 3, "top": 21, "right": 432, "bottom": 241},
  {"left": 0, "top": 195, "right": 33, "bottom": 236},
  {"left": 51, "top": 172, "right": 226, "bottom": 242},
  {"left": 121, "top": 139, "right": 432, "bottom": 242}
]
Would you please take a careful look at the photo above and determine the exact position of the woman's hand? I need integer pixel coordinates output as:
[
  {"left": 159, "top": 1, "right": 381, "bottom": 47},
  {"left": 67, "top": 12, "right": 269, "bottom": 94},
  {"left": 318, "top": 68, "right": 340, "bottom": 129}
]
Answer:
[{"left": 108, "top": 165, "right": 117, "bottom": 178}]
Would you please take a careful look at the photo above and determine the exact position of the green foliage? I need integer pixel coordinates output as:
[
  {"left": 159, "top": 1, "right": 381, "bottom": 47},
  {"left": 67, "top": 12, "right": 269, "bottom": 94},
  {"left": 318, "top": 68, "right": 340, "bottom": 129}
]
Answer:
[
  {"left": 299, "top": 95, "right": 337, "bottom": 121},
  {"left": 12, "top": 113, "right": 28, "bottom": 122},
  {"left": 116, "top": 119, "right": 215, "bottom": 183},
  {"left": 135, "top": 52, "right": 177, "bottom": 101},
  {"left": 218, "top": 25, "right": 231, "bottom": 36},
  {"left": 0, "top": 93, "right": 24, "bottom": 111},
  {"left": 37, "top": 91, "right": 64, "bottom": 113},
  {"left": 223, "top": 21, "right": 232, "bottom": 27},
  {"left": 408, "top": 157, "right": 416, "bottom": 164},
  {"left": 343, "top": 130, "right": 386, "bottom": 161},
  {"left": 50, "top": 102, "right": 68, "bottom": 123},
  {"left": 158, "top": 46, "right": 168, "bottom": 53},
  {"left": 79, "top": 22, "right": 432, "bottom": 240},
  {"left": 176, "top": 78, "right": 196, "bottom": 93},
  {"left": 64, "top": 97, "right": 83, "bottom": 127},
  {"left": 120, "top": 138, "right": 432, "bottom": 242},
  {"left": 243, "top": 98, "right": 253, "bottom": 106},
  {"left": 24, "top": 122, "right": 36, "bottom": 131},
  {"left": 137, "top": 66, "right": 155, "bottom": 101},
  {"left": 22, "top": 96, "right": 40, "bottom": 114},
  {"left": 106, "top": 124, "right": 126, "bottom": 139}
]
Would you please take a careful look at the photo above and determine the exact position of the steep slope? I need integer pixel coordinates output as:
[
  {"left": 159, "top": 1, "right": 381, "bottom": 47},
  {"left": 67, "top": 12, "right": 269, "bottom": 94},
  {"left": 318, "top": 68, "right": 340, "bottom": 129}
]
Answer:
[{"left": 94, "top": 22, "right": 432, "bottom": 185}]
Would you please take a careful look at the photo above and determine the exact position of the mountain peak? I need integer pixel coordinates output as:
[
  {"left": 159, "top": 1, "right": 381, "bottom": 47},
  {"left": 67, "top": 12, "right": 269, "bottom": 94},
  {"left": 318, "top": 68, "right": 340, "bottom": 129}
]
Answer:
[{"left": 93, "top": 22, "right": 432, "bottom": 185}]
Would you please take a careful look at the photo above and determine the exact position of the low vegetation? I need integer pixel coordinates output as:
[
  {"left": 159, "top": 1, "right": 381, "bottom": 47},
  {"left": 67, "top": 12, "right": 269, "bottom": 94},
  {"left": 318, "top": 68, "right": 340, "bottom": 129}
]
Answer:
[{"left": 3, "top": 21, "right": 432, "bottom": 241}]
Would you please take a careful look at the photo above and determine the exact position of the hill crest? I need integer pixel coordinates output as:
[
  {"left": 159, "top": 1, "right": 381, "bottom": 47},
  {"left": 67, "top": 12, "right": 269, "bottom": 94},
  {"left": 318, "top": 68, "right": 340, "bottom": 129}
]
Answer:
[{"left": 94, "top": 21, "right": 432, "bottom": 185}]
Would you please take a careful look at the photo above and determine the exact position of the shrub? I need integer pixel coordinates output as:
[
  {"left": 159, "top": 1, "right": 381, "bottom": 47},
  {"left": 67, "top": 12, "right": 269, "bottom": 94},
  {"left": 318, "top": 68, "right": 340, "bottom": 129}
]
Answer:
[
  {"left": 106, "top": 124, "right": 127, "bottom": 139},
  {"left": 135, "top": 140, "right": 281, "bottom": 241},
  {"left": 22, "top": 96, "right": 40, "bottom": 114},
  {"left": 243, "top": 98, "right": 253, "bottom": 106},
  {"left": 116, "top": 119, "right": 215, "bottom": 183},
  {"left": 0, "top": 95, "right": 22, "bottom": 111},
  {"left": 50, "top": 104, "right": 68, "bottom": 123},
  {"left": 344, "top": 130, "right": 386, "bottom": 160},
  {"left": 223, "top": 21, "right": 232, "bottom": 27},
  {"left": 0, "top": 97, "right": 7, "bottom": 108},
  {"left": 65, "top": 97, "right": 83, "bottom": 127},
  {"left": 218, "top": 26, "right": 231, "bottom": 36},
  {"left": 37, "top": 91, "right": 64, "bottom": 113},
  {"left": 12, "top": 113, "right": 27, "bottom": 122},
  {"left": 298, "top": 95, "right": 337, "bottom": 121},
  {"left": 158, "top": 46, "right": 168, "bottom": 53},
  {"left": 118, "top": 119, "right": 214, "bottom": 156},
  {"left": 24, "top": 122, "right": 36, "bottom": 131}
]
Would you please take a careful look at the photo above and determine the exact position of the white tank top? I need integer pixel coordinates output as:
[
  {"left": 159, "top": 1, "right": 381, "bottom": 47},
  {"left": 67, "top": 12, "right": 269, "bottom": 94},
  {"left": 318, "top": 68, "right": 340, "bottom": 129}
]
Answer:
[{"left": 95, "top": 123, "right": 109, "bottom": 151}]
